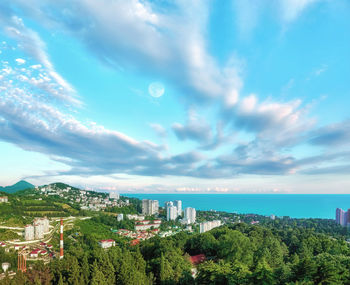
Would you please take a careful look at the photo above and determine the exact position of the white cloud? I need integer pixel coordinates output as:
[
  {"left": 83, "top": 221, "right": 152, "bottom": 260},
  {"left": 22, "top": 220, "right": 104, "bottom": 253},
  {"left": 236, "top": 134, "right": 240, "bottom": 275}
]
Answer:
[
  {"left": 280, "top": 0, "right": 320, "bottom": 23},
  {"left": 0, "top": 12, "right": 80, "bottom": 106},
  {"left": 5, "top": 0, "right": 242, "bottom": 104},
  {"left": 15, "top": 58, "right": 26, "bottom": 65}
]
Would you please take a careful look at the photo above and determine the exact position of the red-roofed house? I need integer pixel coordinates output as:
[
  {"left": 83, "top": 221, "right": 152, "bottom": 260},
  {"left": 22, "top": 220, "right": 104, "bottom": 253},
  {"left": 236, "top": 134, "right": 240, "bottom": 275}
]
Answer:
[
  {"left": 30, "top": 249, "right": 40, "bottom": 258},
  {"left": 189, "top": 254, "right": 206, "bottom": 266},
  {"left": 136, "top": 220, "right": 150, "bottom": 225},
  {"left": 130, "top": 239, "right": 140, "bottom": 246},
  {"left": 40, "top": 250, "right": 47, "bottom": 255}
]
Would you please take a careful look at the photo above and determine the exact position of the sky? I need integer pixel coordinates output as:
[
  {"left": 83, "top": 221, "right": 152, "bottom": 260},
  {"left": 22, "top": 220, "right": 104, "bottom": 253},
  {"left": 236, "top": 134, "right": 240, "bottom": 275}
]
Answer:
[{"left": 0, "top": 0, "right": 349, "bottom": 193}]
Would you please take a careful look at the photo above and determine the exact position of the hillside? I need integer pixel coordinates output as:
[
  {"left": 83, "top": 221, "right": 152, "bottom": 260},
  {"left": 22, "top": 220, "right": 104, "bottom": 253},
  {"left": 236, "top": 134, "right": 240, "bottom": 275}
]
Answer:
[{"left": 0, "top": 180, "right": 34, "bottom": 193}]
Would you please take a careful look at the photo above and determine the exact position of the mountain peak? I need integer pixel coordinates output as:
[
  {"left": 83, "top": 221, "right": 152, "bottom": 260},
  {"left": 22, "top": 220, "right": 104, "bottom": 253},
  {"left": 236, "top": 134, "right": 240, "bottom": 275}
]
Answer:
[{"left": 0, "top": 180, "right": 35, "bottom": 193}]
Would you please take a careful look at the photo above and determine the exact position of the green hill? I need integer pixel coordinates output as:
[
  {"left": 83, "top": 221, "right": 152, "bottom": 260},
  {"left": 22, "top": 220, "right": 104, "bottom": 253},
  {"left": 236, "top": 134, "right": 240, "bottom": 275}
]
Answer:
[{"left": 0, "top": 180, "right": 34, "bottom": 193}]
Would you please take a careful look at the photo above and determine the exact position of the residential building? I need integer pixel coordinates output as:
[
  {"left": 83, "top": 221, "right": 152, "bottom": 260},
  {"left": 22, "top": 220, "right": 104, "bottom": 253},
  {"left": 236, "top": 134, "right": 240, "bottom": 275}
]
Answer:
[
  {"left": 126, "top": 214, "right": 145, "bottom": 220},
  {"left": 336, "top": 208, "right": 348, "bottom": 226},
  {"left": 142, "top": 199, "right": 159, "bottom": 215},
  {"left": 184, "top": 207, "right": 196, "bottom": 224},
  {"left": 30, "top": 249, "right": 40, "bottom": 258},
  {"left": 174, "top": 200, "right": 182, "bottom": 217},
  {"left": 25, "top": 225, "right": 35, "bottom": 241},
  {"left": 99, "top": 239, "right": 115, "bottom": 248},
  {"left": 135, "top": 223, "right": 161, "bottom": 231},
  {"left": 199, "top": 220, "right": 221, "bottom": 233},
  {"left": 117, "top": 214, "right": 124, "bottom": 221},
  {"left": 34, "top": 223, "right": 44, "bottom": 239},
  {"left": 110, "top": 192, "right": 120, "bottom": 200},
  {"left": 1, "top": 262, "right": 10, "bottom": 273},
  {"left": 167, "top": 205, "right": 178, "bottom": 221},
  {"left": 34, "top": 217, "right": 49, "bottom": 233},
  {"left": 165, "top": 201, "right": 173, "bottom": 212},
  {"left": 0, "top": 196, "right": 8, "bottom": 203}
]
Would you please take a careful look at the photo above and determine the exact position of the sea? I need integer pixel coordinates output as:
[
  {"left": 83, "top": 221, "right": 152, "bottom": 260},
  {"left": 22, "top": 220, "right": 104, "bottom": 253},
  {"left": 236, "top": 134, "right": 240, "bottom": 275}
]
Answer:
[{"left": 121, "top": 194, "right": 350, "bottom": 219}]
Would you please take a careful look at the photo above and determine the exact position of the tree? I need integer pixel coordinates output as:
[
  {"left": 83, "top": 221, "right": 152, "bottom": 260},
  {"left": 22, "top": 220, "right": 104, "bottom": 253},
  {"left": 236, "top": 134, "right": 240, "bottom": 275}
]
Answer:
[
  {"left": 90, "top": 260, "right": 108, "bottom": 285},
  {"left": 251, "top": 259, "right": 275, "bottom": 285}
]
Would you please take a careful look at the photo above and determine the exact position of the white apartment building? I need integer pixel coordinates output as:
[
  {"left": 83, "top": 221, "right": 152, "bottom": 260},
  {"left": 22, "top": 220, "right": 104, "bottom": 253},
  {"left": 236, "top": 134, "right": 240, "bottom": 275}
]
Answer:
[
  {"left": 126, "top": 214, "right": 145, "bottom": 220},
  {"left": 34, "top": 217, "right": 50, "bottom": 234},
  {"left": 174, "top": 200, "right": 182, "bottom": 217},
  {"left": 199, "top": 220, "right": 221, "bottom": 233},
  {"left": 167, "top": 205, "right": 178, "bottom": 221},
  {"left": 25, "top": 225, "right": 34, "bottom": 241},
  {"left": 142, "top": 199, "right": 159, "bottom": 215},
  {"left": 184, "top": 207, "right": 196, "bottom": 224},
  {"left": 34, "top": 223, "right": 44, "bottom": 239},
  {"left": 165, "top": 201, "right": 173, "bottom": 211},
  {"left": 109, "top": 192, "right": 120, "bottom": 200}
]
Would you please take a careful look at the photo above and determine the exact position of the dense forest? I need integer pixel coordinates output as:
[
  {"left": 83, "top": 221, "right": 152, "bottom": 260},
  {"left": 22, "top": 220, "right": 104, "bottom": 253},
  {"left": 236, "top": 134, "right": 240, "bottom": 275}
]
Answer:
[{"left": 1, "top": 217, "right": 350, "bottom": 285}]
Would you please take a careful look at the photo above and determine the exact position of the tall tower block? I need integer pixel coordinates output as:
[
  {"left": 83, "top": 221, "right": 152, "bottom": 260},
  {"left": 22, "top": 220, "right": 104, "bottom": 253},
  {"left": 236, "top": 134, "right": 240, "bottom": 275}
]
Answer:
[{"left": 60, "top": 218, "right": 64, "bottom": 259}]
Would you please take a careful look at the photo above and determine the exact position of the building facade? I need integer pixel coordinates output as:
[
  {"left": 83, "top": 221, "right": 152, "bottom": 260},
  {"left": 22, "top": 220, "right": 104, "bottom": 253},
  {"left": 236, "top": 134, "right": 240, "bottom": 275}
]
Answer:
[
  {"left": 184, "top": 207, "right": 196, "bottom": 224},
  {"left": 142, "top": 199, "right": 159, "bottom": 215},
  {"left": 199, "top": 220, "right": 221, "bottom": 233},
  {"left": 174, "top": 200, "right": 182, "bottom": 217},
  {"left": 0, "top": 196, "right": 8, "bottom": 203},
  {"left": 34, "top": 217, "right": 49, "bottom": 233},
  {"left": 167, "top": 205, "right": 178, "bottom": 221},
  {"left": 99, "top": 239, "right": 115, "bottom": 248},
  {"left": 336, "top": 208, "right": 348, "bottom": 226},
  {"left": 34, "top": 223, "right": 44, "bottom": 239},
  {"left": 25, "top": 225, "right": 34, "bottom": 241}
]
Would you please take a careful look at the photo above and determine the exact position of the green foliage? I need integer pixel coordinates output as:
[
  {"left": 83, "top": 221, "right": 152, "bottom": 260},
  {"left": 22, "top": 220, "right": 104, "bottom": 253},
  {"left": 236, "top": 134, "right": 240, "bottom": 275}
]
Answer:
[
  {"left": 106, "top": 205, "right": 138, "bottom": 215},
  {"left": 1, "top": 193, "right": 350, "bottom": 285},
  {"left": 91, "top": 214, "right": 135, "bottom": 231},
  {"left": 0, "top": 229, "right": 19, "bottom": 240}
]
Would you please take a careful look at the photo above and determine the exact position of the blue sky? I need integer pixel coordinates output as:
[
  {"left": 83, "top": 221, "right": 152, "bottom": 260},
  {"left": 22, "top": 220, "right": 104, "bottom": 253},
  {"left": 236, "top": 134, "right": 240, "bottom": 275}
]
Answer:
[{"left": 0, "top": 0, "right": 349, "bottom": 193}]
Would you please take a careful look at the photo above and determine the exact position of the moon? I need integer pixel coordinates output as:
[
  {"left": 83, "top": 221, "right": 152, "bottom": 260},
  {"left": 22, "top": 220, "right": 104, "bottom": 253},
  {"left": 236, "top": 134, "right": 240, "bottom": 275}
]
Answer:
[{"left": 148, "top": 82, "right": 165, "bottom": 98}]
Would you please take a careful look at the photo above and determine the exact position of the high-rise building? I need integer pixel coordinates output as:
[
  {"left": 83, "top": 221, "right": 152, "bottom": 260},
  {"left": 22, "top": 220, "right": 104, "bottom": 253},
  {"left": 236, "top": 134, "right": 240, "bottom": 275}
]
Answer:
[
  {"left": 165, "top": 201, "right": 173, "bottom": 211},
  {"left": 336, "top": 208, "right": 348, "bottom": 226},
  {"left": 184, "top": 207, "right": 196, "bottom": 224},
  {"left": 142, "top": 199, "right": 159, "bottom": 215},
  {"left": 199, "top": 220, "right": 221, "bottom": 233},
  {"left": 167, "top": 205, "right": 178, "bottom": 221},
  {"left": 34, "top": 217, "right": 49, "bottom": 234},
  {"left": 25, "top": 225, "right": 34, "bottom": 241},
  {"left": 174, "top": 200, "right": 182, "bottom": 217},
  {"left": 154, "top": 200, "right": 159, "bottom": 212},
  {"left": 34, "top": 223, "right": 44, "bottom": 239}
]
